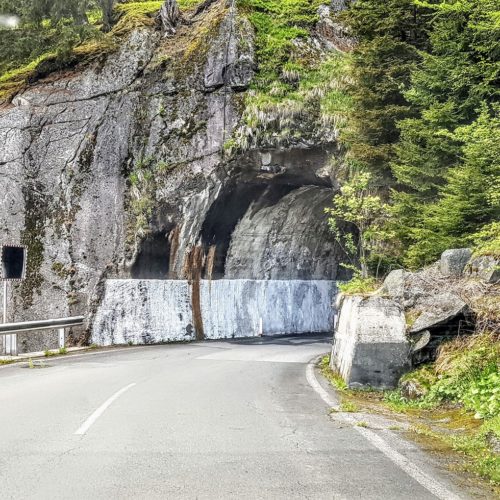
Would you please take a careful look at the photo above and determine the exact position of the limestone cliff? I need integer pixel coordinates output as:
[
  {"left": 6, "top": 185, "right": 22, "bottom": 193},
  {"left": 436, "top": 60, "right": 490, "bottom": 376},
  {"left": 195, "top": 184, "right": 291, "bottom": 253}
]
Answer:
[{"left": 0, "top": 0, "right": 351, "bottom": 350}]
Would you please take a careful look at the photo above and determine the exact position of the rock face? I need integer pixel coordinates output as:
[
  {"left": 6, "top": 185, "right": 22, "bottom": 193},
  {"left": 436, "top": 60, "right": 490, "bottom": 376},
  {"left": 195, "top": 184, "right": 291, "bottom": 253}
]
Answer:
[
  {"left": 440, "top": 248, "right": 472, "bottom": 277},
  {"left": 225, "top": 186, "right": 347, "bottom": 280},
  {"left": 330, "top": 296, "right": 410, "bottom": 389},
  {"left": 0, "top": 1, "right": 348, "bottom": 352}
]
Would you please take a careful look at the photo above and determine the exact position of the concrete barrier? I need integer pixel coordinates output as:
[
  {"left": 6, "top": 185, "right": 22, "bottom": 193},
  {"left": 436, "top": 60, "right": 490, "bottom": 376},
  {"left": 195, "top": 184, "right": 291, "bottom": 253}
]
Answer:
[
  {"left": 92, "top": 279, "right": 338, "bottom": 345},
  {"left": 330, "top": 295, "right": 410, "bottom": 389}
]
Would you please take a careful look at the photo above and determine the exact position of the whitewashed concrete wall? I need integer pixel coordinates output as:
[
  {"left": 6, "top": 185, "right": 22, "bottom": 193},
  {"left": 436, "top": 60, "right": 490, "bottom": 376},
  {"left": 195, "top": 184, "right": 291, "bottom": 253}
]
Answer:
[{"left": 92, "top": 279, "right": 337, "bottom": 345}]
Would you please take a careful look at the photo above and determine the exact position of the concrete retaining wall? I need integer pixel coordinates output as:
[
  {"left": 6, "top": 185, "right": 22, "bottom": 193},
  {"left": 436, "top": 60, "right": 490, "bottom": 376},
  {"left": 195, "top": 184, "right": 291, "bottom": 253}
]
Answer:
[{"left": 92, "top": 279, "right": 338, "bottom": 345}]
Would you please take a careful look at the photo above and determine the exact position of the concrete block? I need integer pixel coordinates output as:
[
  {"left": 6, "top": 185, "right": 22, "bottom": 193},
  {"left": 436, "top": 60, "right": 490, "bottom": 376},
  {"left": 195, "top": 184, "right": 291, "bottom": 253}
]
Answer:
[{"left": 330, "top": 296, "right": 410, "bottom": 390}]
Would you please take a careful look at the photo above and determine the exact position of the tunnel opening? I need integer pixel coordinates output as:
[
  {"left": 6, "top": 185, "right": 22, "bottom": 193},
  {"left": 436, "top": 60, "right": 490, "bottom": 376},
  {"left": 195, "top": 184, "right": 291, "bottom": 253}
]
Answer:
[
  {"left": 131, "top": 231, "right": 170, "bottom": 279},
  {"left": 199, "top": 183, "right": 297, "bottom": 279}
]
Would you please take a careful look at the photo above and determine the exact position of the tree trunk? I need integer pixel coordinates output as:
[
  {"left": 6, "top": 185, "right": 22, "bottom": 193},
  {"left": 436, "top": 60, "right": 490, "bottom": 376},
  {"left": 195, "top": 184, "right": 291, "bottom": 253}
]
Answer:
[
  {"left": 157, "top": 0, "right": 181, "bottom": 36},
  {"left": 100, "top": 0, "right": 115, "bottom": 32}
]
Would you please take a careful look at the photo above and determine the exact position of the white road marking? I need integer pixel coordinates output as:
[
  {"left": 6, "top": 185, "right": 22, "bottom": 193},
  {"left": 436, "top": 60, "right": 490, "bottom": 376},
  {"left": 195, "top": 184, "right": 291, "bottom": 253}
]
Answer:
[
  {"left": 306, "top": 358, "right": 462, "bottom": 500},
  {"left": 75, "top": 383, "right": 136, "bottom": 435}
]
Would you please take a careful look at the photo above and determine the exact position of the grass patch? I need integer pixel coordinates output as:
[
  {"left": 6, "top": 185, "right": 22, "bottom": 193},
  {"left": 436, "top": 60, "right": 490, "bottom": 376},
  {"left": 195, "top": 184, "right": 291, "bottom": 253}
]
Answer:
[
  {"left": 384, "top": 333, "right": 500, "bottom": 486},
  {"left": 411, "top": 422, "right": 500, "bottom": 487},
  {"left": 386, "top": 333, "right": 500, "bottom": 419},
  {"left": 340, "top": 401, "right": 360, "bottom": 413},
  {"left": 338, "top": 276, "right": 380, "bottom": 295},
  {"left": 319, "top": 355, "right": 347, "bottom": 391}
]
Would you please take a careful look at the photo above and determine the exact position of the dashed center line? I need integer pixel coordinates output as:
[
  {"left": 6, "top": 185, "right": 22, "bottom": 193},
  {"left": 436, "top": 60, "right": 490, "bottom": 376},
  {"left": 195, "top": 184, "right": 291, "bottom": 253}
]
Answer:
[{"left": 75, "top": 383, "right": 136, "bottom": 436}]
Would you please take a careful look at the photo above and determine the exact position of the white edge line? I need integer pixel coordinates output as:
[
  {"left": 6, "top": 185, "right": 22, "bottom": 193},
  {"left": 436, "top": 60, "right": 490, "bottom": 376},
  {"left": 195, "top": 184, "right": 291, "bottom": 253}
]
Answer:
[
  {"left": 75, "top": 383, "right": 136, "bottom": 436},
  {"left": 306, "top": 357, "right": 462, "bottom": 500}
]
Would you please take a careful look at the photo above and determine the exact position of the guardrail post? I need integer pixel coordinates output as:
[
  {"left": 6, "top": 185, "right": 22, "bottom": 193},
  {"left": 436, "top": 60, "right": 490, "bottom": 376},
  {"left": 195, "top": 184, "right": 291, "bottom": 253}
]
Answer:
[{"left": 58, "top": 328, "right": 65, "bottom": 349}]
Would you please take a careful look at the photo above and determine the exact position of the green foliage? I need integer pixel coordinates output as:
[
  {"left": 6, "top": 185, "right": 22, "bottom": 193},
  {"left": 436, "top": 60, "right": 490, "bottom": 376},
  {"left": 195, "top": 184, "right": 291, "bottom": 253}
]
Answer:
[
  {"left": 386, "top": 334, "right": 500, "bottom": 419},
  {"left": 335, "top": 0, "right": 499, "bottom": 270},
  {"left": 400, "top": 106, "right": 500, "bottom": 267},
  {"left": 339, "top": 0, "right": 432, "bottom": 180},
  {"left": 326, "top": 172, "right": 391, "bottom": 278},
  {"left": 389, "top": 0, "right": 500, "bottom": 267},
  {"left": 473, "top": 222, "right": 500, "bottom": 258},
  {"left": 127, "top": 156, "right": 175, "bottom": 242},
  {"left": 239, "top": 0, "right": 323, "bottom": 80}
]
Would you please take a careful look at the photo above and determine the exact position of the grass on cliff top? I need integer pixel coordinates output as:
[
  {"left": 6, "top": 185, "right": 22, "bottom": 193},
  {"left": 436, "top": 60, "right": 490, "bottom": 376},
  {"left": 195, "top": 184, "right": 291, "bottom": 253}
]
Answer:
[{"left": 0, "top": 0, "right": 201, "bottom": 103}]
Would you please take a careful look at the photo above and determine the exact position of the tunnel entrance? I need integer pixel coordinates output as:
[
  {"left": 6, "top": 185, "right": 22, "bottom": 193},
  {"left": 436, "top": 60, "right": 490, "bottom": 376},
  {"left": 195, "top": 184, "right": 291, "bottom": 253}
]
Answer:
[
  {"left": 131, "top": 231, "right": 170, "bottom": 279},
  {"left": 199, "top": 183, "right": 296, "bottom": 279}
]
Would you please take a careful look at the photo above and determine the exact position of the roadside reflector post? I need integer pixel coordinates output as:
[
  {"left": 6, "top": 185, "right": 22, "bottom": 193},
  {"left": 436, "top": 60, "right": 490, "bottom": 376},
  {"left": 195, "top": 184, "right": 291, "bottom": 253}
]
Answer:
[{"left": 59, "top": 328, "right": 65, "bottom": 349}]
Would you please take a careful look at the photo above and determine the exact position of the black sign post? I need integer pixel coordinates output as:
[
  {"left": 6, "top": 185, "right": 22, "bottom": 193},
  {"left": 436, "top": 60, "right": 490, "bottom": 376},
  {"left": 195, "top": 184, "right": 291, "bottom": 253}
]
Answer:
[{"left": 1, "top": 245, "right": 27, "bottom": 355}]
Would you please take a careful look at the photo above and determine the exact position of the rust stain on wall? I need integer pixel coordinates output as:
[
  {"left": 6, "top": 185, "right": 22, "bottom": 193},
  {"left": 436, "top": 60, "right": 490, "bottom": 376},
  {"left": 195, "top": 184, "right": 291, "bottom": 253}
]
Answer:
[
  {"left": 183, "top": 245, "right": 206, "bottom": 341},
  {"left": 168, "top": 225, "right": 181, "bottom": 278}
]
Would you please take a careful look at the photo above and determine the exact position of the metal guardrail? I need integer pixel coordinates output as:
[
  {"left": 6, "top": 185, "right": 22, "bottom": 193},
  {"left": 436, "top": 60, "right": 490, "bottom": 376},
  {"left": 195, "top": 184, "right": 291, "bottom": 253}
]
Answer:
[{"left": 0, "top": 316, "right": 84, "bottom": 356}]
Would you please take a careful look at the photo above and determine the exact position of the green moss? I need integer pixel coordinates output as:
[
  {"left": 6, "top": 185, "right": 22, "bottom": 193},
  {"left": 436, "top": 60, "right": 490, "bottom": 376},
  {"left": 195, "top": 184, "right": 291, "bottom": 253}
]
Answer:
[{"left": 126, "top": 156, "right": 177, "bottom": 244}]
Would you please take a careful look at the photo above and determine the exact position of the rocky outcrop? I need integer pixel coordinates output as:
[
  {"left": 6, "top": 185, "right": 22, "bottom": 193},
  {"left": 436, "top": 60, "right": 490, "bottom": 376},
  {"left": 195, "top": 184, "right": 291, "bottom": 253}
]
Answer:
[
  {"left": 0, "top": 1, "right": 348, "bottom": 353},
  {"left": 409, "top": 293, "right": 469, "bottom": 334},
  {"left": 466, "top": 255, "right": 500, "bottom": 284},
  {"left": 330, "top": 296, "right": 410, "bottom": 389}
]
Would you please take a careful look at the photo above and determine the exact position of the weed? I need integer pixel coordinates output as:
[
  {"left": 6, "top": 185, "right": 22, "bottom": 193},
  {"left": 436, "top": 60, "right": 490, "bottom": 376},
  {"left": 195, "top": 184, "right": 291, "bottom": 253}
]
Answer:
[
  {"left": 356, "top": 421, "right": 369, "bottom": 428},
  {"left": 28, "top": 358, "right": 34, "bottom": 369},
  {"left": 319, "top": 355, "right": 348, "bottom": 391},
  {"left": 340, "top": 401, "right": 360, "bottom": 413},
  {"left": 58, "top": 347, "right": 68, "bottom": 355}
]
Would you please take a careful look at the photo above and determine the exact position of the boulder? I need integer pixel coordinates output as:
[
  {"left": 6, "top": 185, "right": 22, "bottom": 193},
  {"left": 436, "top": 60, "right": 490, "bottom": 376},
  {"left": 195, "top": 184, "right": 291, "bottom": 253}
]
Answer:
[
  {"left": 330, "top": 296, "right": 410, "bottom": 390},
  {"left": 466, "top": 255, "right": 500, "bottom": 283},
  {"left": 382, "top": 269, "right": 406, "bottom": 300},
  {"left": 440, "top": 248, "right": 472, "bottom": 277},
  {"left": 409, "top": 293, "right": 469, "bottom": 333}
]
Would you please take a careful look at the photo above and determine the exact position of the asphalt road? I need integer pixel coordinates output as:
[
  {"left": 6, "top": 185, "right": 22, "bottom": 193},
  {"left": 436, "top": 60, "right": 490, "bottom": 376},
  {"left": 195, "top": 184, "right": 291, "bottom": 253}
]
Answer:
[{"left": 0, "top": 335, "right": 471, "bottom": 499}]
